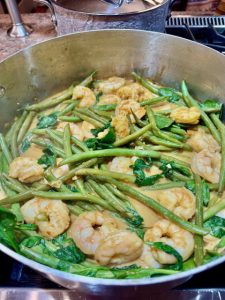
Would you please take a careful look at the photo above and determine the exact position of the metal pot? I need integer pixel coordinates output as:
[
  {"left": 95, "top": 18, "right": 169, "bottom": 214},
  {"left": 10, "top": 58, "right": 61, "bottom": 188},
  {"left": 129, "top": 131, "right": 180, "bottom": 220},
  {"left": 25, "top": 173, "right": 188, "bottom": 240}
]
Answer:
[
  {"left": 36, "top": 0, "right": 173, "bottom": 35},
  {"left": 0, "top": 30, "right": 225, "bottom": 298}
]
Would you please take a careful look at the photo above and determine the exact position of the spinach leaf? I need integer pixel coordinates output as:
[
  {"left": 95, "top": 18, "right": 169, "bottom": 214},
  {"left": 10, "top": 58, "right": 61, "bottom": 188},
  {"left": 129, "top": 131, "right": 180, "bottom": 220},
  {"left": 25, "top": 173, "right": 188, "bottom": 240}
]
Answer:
[
  {"left": 159, "top": 161, "right": 174, "bottom": 179},
  {"left": 155, "top": 114, "right": 174, "bottom": 129},
  {"left": 20, "top": 137, "right": 31, "bottom": 153},
  {"left": 21, "top": 236, "right": 42, "bottom": 248},
  {"left": 95, "top": 92, "right": 103, "bottom": 103},
  {"left": 86, "top": 126, "right": 116, "bottom": 150},
  {"left": 202, "top": 180, "right": 210, "bottom": 207},
  {"left": 11, "top": 203, "right": 24, "bottom": 223},
  {"left": 37, "top": 112, "right": 58, "bottom": 129},
  {"left": 38, "top": 146, "right": 56, "bottom": 168},
  {"left": 112, "top": 264, "right": 139, "bottom": 271},
  {"left": 204, "top": 216, "right": 225, "bottom": 238},
  {"left": 0, "top": 206, "right": 18, "bottom": 251},
  {"left": 200, "top": 99, "right": 222, "bottom": 113},
  {"left": 91, "top": 122, "right": 110, "bottom": 137},
  {"left": 158, "top": 88, "right": 180, "bottom": 103},
  {"left": 146, "top": 241, "right": 183, "bottom": 270},
  {"left": 132, "top": 158, "right": 162, "bottom": 186},
  {"left": 15, "top": 223, "right": 37, "bottom": 231},
  {"left": 185, "top": 180, "right": 196, "bottom": 194}
]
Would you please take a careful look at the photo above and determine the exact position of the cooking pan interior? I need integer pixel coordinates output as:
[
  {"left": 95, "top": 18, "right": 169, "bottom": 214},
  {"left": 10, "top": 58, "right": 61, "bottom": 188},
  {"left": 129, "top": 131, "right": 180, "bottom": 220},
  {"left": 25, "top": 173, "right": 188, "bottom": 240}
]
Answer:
[
  {"left": 0, "top": 30, "right": 225, "bottom": 131},
  {"left": 0, "top": 30, "right": 225, "bottom": 292}
]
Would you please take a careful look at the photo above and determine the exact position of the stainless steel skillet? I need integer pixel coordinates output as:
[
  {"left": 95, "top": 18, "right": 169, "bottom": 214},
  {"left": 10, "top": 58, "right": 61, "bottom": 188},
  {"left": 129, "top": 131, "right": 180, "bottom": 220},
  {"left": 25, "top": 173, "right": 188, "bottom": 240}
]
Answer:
[{"left": 0, "top": 30, "right": 225, "bottom": 297}]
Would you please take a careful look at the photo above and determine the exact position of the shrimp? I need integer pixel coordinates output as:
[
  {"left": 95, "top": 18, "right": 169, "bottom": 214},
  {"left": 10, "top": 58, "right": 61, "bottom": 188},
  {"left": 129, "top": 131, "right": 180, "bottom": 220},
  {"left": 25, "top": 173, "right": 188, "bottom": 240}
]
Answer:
[
  {"left": 144, "top": 219, "right": 194, "bottom": 264},
  {"left": 57, "top": 121, "right": 94, "bottom": 141},
  {"left": 95, "top": 77, "right": 125, "bottom": 94},
  {"left": 68, "top": 211, "right": 125, "bottom": 255},
  {"left": 98, "top": 94, "right": 121, "bottom": 105},
  {"left": 187, "top": 127, "right": 220, "bottom": 153},
  {"left": 111, "top": 115, "right": 130, "bottom": 139},
  {"left": 72, "top": 86, "right": 96, "bottom": 108},
  {"left": 109, "top": 157, "right": 133, "bottom": 174},
  {"left": 115, "top": 99, "right": 146, "bottom": 123},
  {"left": 95, "top": 230, "right": 144, "bottom": 266},
  {"left": 170, "top": 106, "right": 201, "bottom": 125},
  {"left": 135, "top": 244, "right": 161, "bottom": 268},
  {"left": 21, "top": 198, "right": 70, "bottom": 239},
  {"left": 52, "top": 158, "right": 69, "bottom": 178},
  {"left": 116, "top": 83, "right": 156, "bottom": 102},
  {"left": 204, "top": 234, "right": 220, "bottom": 253},
  {"left": 154, "top": 187, "right": 195, "bottom": 220},
  {"left": 9, "top": 157, "right": 44, "bottom": 183},
  {"left": 191, "top": 149, "right": 221, "bottom": 183}
]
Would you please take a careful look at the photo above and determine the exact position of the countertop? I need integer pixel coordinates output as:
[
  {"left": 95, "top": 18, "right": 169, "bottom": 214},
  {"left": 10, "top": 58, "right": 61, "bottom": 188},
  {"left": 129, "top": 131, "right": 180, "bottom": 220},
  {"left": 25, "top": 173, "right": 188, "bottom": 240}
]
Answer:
[
  {"left": 0, "top": 11, "right": 215, "bottom": 62},
  {"left": 0, "top": 13, "right": 56, "bottom": 62}
]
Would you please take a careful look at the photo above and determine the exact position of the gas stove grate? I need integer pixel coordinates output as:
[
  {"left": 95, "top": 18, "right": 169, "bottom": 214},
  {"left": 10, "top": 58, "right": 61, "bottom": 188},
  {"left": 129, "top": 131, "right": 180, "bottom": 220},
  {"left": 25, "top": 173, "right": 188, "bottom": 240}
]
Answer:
[{"left": 167, "top": 16, "right": 225, "bottom": 28}]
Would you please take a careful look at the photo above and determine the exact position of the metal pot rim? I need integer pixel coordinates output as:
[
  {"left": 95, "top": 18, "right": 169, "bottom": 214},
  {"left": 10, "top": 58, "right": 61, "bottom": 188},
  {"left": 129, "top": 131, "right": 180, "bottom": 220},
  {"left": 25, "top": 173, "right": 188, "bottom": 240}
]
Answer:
[
  {"left": 50, "top": 0, "right": 169, "bottom": 16},
  {"left": 1, "top": 29, "right": 225, "bottom": 287}
]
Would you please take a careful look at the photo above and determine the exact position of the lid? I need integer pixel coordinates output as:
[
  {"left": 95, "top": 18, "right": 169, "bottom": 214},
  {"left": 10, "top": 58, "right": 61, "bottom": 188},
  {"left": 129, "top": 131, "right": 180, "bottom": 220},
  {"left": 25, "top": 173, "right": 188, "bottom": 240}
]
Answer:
[{"left": 51, "top": 0, "right": 166, "bottom": 16}]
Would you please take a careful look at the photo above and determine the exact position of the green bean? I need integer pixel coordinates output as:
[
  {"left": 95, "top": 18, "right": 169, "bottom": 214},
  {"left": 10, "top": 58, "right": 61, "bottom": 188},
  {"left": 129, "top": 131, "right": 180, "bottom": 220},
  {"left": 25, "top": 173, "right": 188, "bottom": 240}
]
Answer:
[
  {"left": 146, "top": 107, "right": 186, "bottom": 147},
  {"left": 169, "top": 126, "right": 187, "bottom": 136},
  {"left": 67, "top": 204, "right": 84, "bottom": 216},
  {"left": 142, "top": 182, "right": 185, "bottom": 190},
  {"left": 1, "top": 154, "right": 9, "bottom": 173},
  {"left": 11, "top": 111, "right": 28, "bottom": 158},
  {"left": 0, "top": 184, "right": 50, "bottom": 205},
  {"left": 76, "top": 201, "right": 98, "bottom": 212},
  {"left": 0, "top": 177, "right": 17, "bottom": 197},
  {"left": 140, "top": 96, "right": 168, "bottom": 107},
  {"left": 76, "top": 108, "right": 108, "bottom": 125},
  {"left": 204, "top": 198, "right": 225, "bottom": 221},
  {"left": 60, "top": 148, "right": 161, "bottom": 166},
  {"left": 90, "top": 107, "right": 112, "bottom": 118},
  {"left": 94, "top": 176, "right": 208, "bottom": 235},
  {"left": 27, "top": 85, "right": 74, "bottom": 111},
  {"left": 113, "top": 123, "right": 152, "bottom": 147},
  {"left": 161, "top": 130, "right": 186, "bottom": 142},
  {"left": 208, "top": 183, "right": 219, "bottom": 191},
  {"left": 132, "top": 72, "right": 159, "bottom": 94},
  {"left": 0, "top": 133, "right": 13, "bottom": 163},
  {"left": 136, "top": 141, "right": 173, "bottom": 152},
  {"left": 5, "top": 119, "right": 18, "bottom": 146},
  {"left": 31, "top": 138, "right": 65, "bottom": 158},
  {"left": 160, "top": 154, "right": 190, "bottom": 167},
  {"left": 194, "top": 174, "right": 204, "bottom": 266},
  {"left": 17, "top": 111, "right": 36, "bottom": 144},
  {"left": 79, "top": 71, "right": 96, "bottom": 87},
  {"left": 145, "top": 133, "right": 189, "bottom": 150},
  {"left": 94, "top": 104, "right": 117, "bottom": 111},
  {"left": 73, "top": 111, "right": 103, "bottom": 127},
  {"left": 210, "top": 113, "right": 225, "bottom": 195},
  {"left": 46, "top": 129, "right": 64, "bottom": 149},
  {"left": 63, "top": 124, "right": 73, "bottom": 158},
  {"left": 2, "top": 173, "right": 28, "bottom": 193},
  {"left": 75, "top": 178, "right": 86, "bottom": 194},
  {"left": 60, "top": 158, "right": 99, "bottom": 182},
  {"left": 181, "top": 81, "right": 221, "bottom": 143},
  {"left": 75, "top": 168, "right": 135, "bottom": 183},
  {"left": 87, "top": 179, "right": 126, "bottom": 213},
  {"left": 32, "top": 191, "right": 114, "bottom": 211},
  {"left": 58, "top": 103, "right": 76, "bottom": 117},
  {"left": 104, "top": 183, "right": 132, "bottom": 203},
  {"left": 53, "top": 130, "right": 88, "bottom": 152},
  {"left": 58, "top": 116, "right": 81, "bottom": 123}
]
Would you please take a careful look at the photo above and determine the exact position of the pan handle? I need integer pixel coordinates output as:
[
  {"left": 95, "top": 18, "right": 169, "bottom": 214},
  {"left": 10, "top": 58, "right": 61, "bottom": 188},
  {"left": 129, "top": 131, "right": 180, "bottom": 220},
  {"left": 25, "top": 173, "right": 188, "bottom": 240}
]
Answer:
[
  {"left": 166, "top": 0, "right": 177, "bottom": 21},
  {"left": 34, "top": 0, "right": 57, "bottom": 27}
]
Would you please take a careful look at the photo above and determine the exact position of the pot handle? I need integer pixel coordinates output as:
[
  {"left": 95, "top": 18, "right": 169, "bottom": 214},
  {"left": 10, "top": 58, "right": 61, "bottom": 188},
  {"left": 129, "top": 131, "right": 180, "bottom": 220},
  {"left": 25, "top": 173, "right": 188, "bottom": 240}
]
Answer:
[
  {"left": 34, "top": 0, "right": 57, "bottom": 27},
  {"left": 166, "top": 0, "right": 177, "bottom": 20}
]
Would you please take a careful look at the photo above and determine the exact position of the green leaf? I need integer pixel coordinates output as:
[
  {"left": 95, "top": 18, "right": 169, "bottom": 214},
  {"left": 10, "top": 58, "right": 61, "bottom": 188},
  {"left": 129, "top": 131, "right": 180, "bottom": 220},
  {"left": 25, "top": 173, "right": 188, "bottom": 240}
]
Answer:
[
  {"left": 158, "top": 88, "right": 180, "bottom": 103},
  {"left": 95, "top": 92, "right": 103, "bottom": 103},
  {"left": 16, "top": 223, "right": 37, "bottom": 231},
  {"left": 91, "top": 122, "right": 111, "bottom": 137},
  {"left": 185, "top": 180, "right": 196, "bottom": 194},
  {"left": 155, "top": 114, "right": 174, "bottom": 129},
  {"left": 217, "top": 235, "right": 225, "bottom": 249},
  {"left": 21, "top": 236, "right": 42, "bottom": 248},
  {"left": 20, "top": 137, "right": 31, "bottom": 153},
  {"left": 38, "top": 147, "right": 56, "bottom": 168},
  {"left": 86, "top": 126, "right": 116, "bottom": 150},
  {"left": 202, "top": 180, "right": 210, "bottom": 207},
  {"left": 54, "top": 244, "right": 86, "bottom": 264},
  {"left": 11, "top": 203, "right": 24, "bottom": 223},
  {"left": 37, "top": 112, "right": 58, "bottom": 129},
  {"left": 200, "top": 99, "right": 222, "bottom": 113},
  {"left": 159, "top": 161, "right": 174, "bottom": 179},
  {"left": 204, "top": 216, "right": 225, "bottom": 238},
  {"left": 146, "top": 241, "right": 183, "bottom": 270},
  {"left": 131, "top": 158, "right": 162, "bottom": 186}
]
